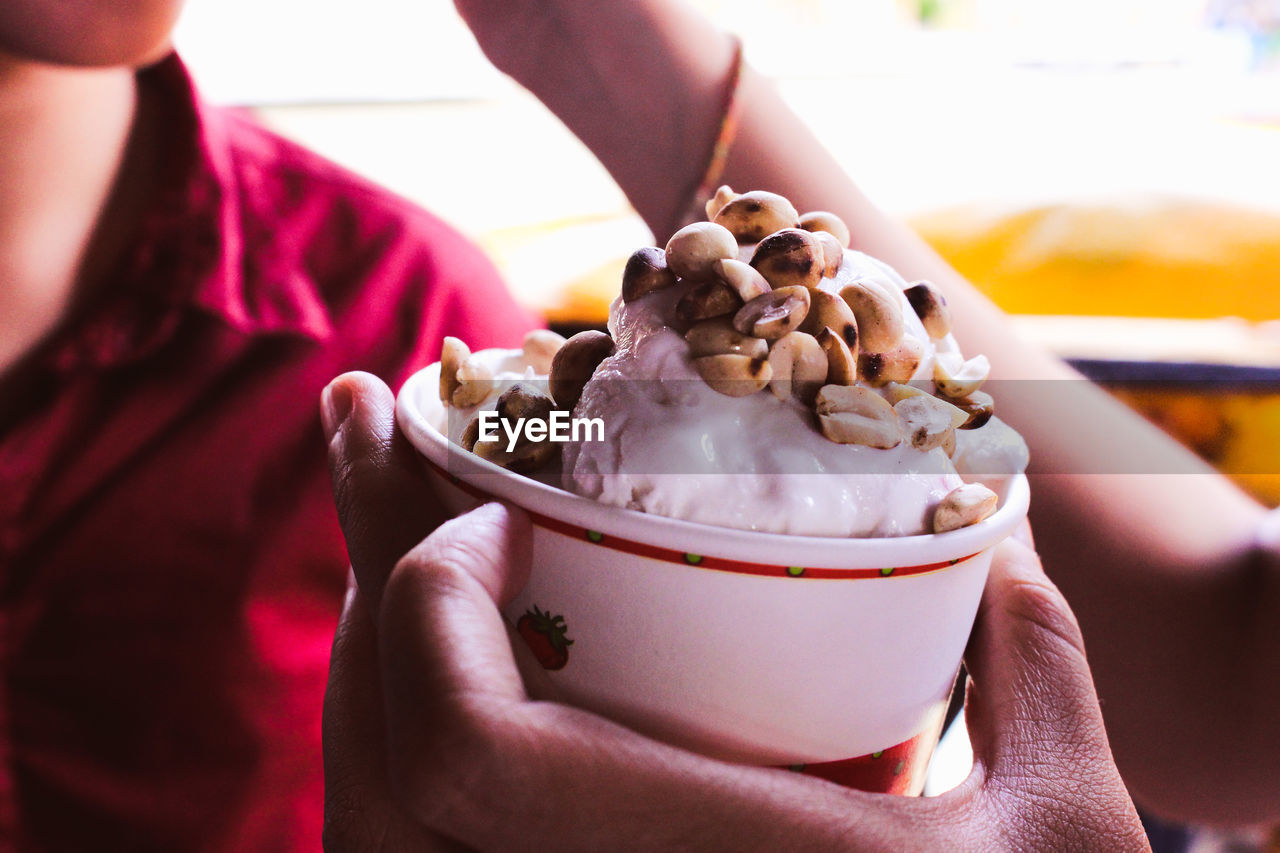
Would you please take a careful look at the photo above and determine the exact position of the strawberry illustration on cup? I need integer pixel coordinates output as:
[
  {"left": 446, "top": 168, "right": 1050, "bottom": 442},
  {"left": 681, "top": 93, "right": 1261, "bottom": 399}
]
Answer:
[{"left": 516, "top": 605, "right": 574, "bottom": 670}]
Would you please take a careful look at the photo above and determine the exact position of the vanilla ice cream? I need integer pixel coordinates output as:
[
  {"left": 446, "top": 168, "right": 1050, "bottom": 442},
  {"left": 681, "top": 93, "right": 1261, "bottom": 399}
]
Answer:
[{"left": 433, "top": 190, "right": 1028, "bottom": 537}]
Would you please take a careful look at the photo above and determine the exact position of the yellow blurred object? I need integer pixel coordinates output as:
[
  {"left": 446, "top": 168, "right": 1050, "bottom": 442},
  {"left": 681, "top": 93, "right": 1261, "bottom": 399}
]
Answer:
[
  {"left": 911, "top": 196, "right": 1280, "bottom": 320},
  {"left": 915, "top": 196, "right": 1280, "bottom": 506}
]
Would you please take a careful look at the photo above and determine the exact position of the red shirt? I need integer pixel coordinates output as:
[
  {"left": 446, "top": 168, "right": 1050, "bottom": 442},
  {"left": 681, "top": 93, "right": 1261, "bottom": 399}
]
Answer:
[{"left": 0, "top": 56, "right": 534, "bottom": 850}]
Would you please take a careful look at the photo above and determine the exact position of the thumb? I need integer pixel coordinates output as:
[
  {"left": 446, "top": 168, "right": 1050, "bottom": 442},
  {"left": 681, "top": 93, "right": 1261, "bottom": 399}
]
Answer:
[
  {"left": 962, "top": 539, "right": 1147, "bottom": 848},
  {"left": 322, "top": 371, "right": 447, "bottom": 616}
]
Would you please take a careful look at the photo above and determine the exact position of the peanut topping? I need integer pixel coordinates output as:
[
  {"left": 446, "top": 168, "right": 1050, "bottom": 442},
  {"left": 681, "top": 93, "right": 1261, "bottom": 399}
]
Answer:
[
  {"left": 712, "top": 190, "right": 800, "bottom": 243},
  {"left": 839, "top": 279, "right": 905, "bottom": 354},
  {"left": 894, "top": 395, "right": 966, "bottom": 453},
  {"left": 857, "top": 337, "right": 925, "bottom": 386},
  {"left": 733, "top": 286, "right": 811, "bottom": 341},
  {"left": 799, "top": 289, "right": 858, "bottom": 354},
  {"left": 665, "top": 221, "right": 738, "bottom": 280},
  {"left": 953, "top": 390, "right": 996, "bottom": 430},
  {"left": 933, "top": 352, "right": 991, "bottom": 399},
  {"left": 676, "top": 281, "right": 742, "bottom": 324},
  {"left": 522, "top": 329, "right": 566, "bottom": 375},
  {"left": 798, "top": 210, "right": 851, "bottom": 248},
  {"left": 439, "top": 336, "right": 470, "bottom": 404},
  {"left": 685, "top": 318, "right": 768, "bottom": 359},
  {"left": 750, "top": 228, "right": 824, "bottom": 291},
  {"left": 549, "top": 330, "right": 615, "bottom": 412},
  {"left": 767, "top": 331, "right": 827, "bottom": 403},
  {"left": 815, "top": 384, "right": 901, "bottom": 449},
  {"left": 452, "top": 356, "right": 496, "bottom": 408},
  {"left": 622, "top": 247, "right": 678, "bottom": 303},
  {"left": 903, "top": 281, "right": 952, "bottom": 340},
  {"left": 885, "top": 381, "right": 931, "bottom": 404},
  {"left": 693, "top": 353, "right": 773, "bottom": 397},
  {"left": 713, "top": 258, "right": 772, "bottom": 303},
  {"left": 816, "top": 326, "right": 858, "bottom": 385},
  {"left": 811, "top": 230, "right": 844, "bottom": 279},
  {"left": 932, "top": 484, "right": 998, "bottom": 533},
  {"left": 704, "top": 185, "right": 738, "bottom": 221}
]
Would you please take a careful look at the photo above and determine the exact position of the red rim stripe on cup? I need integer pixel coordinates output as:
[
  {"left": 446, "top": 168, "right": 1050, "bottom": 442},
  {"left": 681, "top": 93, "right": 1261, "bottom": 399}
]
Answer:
[{"left": 426, "top": 458, "right": 981, "bottom": 580}]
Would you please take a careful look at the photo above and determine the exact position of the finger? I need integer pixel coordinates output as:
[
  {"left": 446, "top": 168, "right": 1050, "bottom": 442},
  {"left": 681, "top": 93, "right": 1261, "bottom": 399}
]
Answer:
[
  {"left": 1012, "top": 518, "right": 1035, "bottom": 549},
  {"left": 961, "top": 539, "right": 1147, "bottom": 849},
  {"left": 378, "top": 503, "right": 533, "bottom": 742},
  {"left": 374, "top": 503, "right": 965, "bottom": 850},
  {"left": 323, "top": 371, "right": 445, "bottom": 614},
  {"left": 322, "top": 579, "right": 461, "bottom": 852}
]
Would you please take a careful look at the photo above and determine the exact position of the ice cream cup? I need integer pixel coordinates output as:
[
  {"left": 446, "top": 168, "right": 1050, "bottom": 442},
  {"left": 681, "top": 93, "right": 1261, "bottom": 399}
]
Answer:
[{"left": 397, "top": 364, "right": 1030, "bottom": 795}]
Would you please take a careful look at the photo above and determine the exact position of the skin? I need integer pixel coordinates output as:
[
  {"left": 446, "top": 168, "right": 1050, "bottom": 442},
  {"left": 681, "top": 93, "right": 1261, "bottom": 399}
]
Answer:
[
  {"left": 452, "top": 0, "right": 1280, "bottom": 826},
  {"left": 321, "top": 371, "right": 1148, "bottom": 852},
  {"left": 0, "top": 0, "right": 180, "bottom": 377}
]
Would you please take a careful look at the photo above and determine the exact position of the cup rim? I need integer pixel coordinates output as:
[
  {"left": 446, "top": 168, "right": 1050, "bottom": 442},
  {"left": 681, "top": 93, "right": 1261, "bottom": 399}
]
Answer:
[{"left": 397, "top": 364, "right": 1030, "bottom": 571}]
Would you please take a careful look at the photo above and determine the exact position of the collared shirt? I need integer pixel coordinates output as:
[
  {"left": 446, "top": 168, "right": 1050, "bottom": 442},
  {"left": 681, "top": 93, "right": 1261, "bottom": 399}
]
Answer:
[{"left": 0, "top": 55, "right": 535, "bottom": 851}]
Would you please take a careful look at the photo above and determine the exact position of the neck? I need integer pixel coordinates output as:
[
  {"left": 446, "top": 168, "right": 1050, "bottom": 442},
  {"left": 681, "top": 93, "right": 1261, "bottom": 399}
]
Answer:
[{"left": 0, "top": 54, "right": 137, "bottom": 374}]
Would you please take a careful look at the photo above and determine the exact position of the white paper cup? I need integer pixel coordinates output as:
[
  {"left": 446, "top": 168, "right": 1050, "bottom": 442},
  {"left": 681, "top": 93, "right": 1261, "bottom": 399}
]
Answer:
[{"left": 397, "top": 364, "right": 1030, "bottom": 794}]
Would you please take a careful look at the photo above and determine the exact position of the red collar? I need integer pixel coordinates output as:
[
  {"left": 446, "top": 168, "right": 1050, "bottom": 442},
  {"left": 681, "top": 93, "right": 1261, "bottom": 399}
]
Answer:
[
  {"left": 142, "top": 53, "right": 334, "bottom": 343},
  {"left": 44, "top": 53, "right": 334, "bottom": 376}
]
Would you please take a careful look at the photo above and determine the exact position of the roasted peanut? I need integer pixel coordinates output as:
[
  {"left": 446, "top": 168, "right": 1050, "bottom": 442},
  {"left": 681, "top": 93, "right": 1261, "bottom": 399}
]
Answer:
[
  {"left": 622, "top": 247, "right": 678, "bottom": 303},
  {"left": 767, "top": 331, "right": 826, "bottom": 402},
  {"left": 452, "top": 356, "right": 495, "bottom": 408},
  {"left": 548, "top": 330, "right": 615, "bottom": 411},
  {"left": 750, "top": 228, "right": 824, "bottom": 291},
  {"left": 676, "top": 281, "right": 742, "bottom": 324},
  {"left": 885, "top": 381, "right": 932, "bottom": 404},
  {"left": 811, "top": 230, "right": 844, "bottom": 279},
  {"left": 497, "top": 382, "right": 555, "bottom": 422},
  {"left": 799, "top": 289, "right": 858, "bottom": 355},
  {"left": 460, "top": 416, "right": 482, "bottom": 451},
  {"left": 894, "top": 395, "right": 966, "bottom": 452},
  {"left": 933, "top": 352, "right": 990, "bottom": 399},
  {"left": 798, "top": 210, "right": 851, "bottom": 248},
  {"left": 932, "top": 483, "right": 998, "bottom": 533},
  {"left": 666, "top": 221, "right": 738, "bottom": 280},
  {"left": 941, "top": 428, "right": 957, "bottom": 458},
  {"left": 816, "top": 326, "right": 858, "bottom": 385},
  {"left": 839, "top": 279, "right": 905, "bottom": 354},
  {"left": 903, "top": 281, "right": 952, "bottom": 340},
  {"left": 858, "top": 337, "right": 925, "bottom": 386},
  {"left": 684, "top": 318, "right": 768, "bottom": 359},
  {"left": 704, "top": 185, "right": 738, "bottom": 221},
  {"left": 713, "top": 258, "right": 771, "bottom": 302},
  {"left": 439, "top": 336, "right": 470, "bottom": 404},
  {"left": 712, "top": 190, "right": 800, "bottom": 243},
  {"left": 733, "top": 285, "right": 811, "bottom": 341},
  {"left": 522, "top": 329, "right": 566, "bottom": 374},
  {"left": 953, "top": 390, "right": 995, "bottom": 430},
  {"left": 472, "top": 433, "right": 560, "bottom": 475},
  {"left": 814, "top": 384, "right": 901, "bottom": 449},
  {"left": 693, "top": 353, "right": 772, "bottom": 397}
]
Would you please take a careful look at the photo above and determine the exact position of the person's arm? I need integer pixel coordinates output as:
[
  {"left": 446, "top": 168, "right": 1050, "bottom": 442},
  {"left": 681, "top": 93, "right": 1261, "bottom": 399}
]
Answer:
[
  {"left": 457, "top": 0, "right": 1280, "bottom": 824},
  {"left": 320, "top": 371, "right": 1148, "bottom": 853}
]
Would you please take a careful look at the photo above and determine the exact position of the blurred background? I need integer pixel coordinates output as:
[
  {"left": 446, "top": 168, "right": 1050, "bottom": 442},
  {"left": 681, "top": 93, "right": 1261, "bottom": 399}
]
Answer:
[
  {"left": 176, "top": 0, "right": 1280, "bottom": 504},
  {"left": 175, "top": 4, "right": 1280, "bottom": 843}
]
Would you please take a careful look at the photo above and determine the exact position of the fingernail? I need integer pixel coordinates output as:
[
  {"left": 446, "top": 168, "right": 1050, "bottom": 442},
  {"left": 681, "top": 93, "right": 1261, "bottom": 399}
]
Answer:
[{"left": 321, "top": 381, "right": 354, "bottom": 439}]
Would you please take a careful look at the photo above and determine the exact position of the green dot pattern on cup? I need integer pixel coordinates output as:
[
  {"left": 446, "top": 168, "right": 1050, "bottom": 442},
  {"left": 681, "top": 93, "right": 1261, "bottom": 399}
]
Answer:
[
  {"left": 872, "top": 750, "right": 884, "bottom": 759},
  {"left": 880, "top": 567, "right": 895, "bottom": 577},
  {"left": 684, "top": 553, "right": 703, "bottom": 565},
  {"left": 788, "top": 763, "right": 806, "bottom": 772},
  {"left": 787, "top": 566, "right": 805, "bottom": 577},
  {"left": 893, "top": 759, "right": 906, "bottom": 776},
  {"left": 586, "top": 529, "right": 604, "bottom": 543}
]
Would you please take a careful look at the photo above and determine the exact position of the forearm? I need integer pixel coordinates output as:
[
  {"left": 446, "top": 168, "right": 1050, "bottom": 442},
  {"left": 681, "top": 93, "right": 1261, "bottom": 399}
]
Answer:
[
  {"left": 703, "top": 26, "right": 1280, "bottom": 820},
  {"left": 467, "top": 0, "right": 735, "bottom": 240},
  {"left": 473, "top": 0, "right": 1280, "bottom": 821}
]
